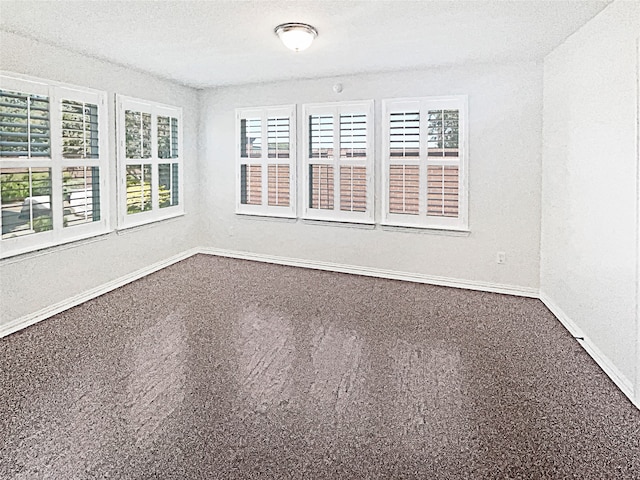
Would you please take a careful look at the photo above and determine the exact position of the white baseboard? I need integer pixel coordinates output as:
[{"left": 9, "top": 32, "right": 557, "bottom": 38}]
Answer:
[
  {"left": 540, "top": 290, "right": 637, "bottom": 408},
  {"left": 0, "top": 247, "right": 537, "bottom": 340},
  {"left": 0, "top": 248, "right": 199, "bottom": 339},
  {"left": 199, "top": 247, "right": 539, "bottom": 298}
]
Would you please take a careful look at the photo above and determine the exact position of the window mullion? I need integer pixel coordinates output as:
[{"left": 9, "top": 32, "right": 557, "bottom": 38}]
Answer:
[
  {"left": 418, "top": 103, "right": 428, "bottom": 220},
  {"left": 82, "top": 101, "right": 88, "bottom": 158},
  {"left": 27, "top": 166, "right": 34, "bottom": 227},
  {"left": 261, "top": 112, "right": 268, "bottom": 209},
  {"left": 49, "top": 87, "right": 63, "bottom": 233},
  {"left": 26, "top": 95, "right": 32, "bottom": 158},
  {"left": 332, "top": 107, "right": 340, "bottom": 214},
  {"left": 151, "top": 110, "right": 159, "bottom": 213}
]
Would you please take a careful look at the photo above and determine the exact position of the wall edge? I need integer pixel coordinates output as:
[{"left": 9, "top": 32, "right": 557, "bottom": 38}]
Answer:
[{"left": 540, "top": 289, "right": 637, "bottom": 408}]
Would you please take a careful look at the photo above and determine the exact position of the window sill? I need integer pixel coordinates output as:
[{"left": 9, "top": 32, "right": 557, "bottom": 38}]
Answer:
[
  {"left": 380, "top": 223, "right": 470, "bottom": 236},
  {"left": 116, "top": 212, "right": 185, "bottom": 235},
  {"left": 0, "top": 230, "right": 111, "bottom": 264},
  {"left": 234, "top": 214, "right": 467, "bottom": 235},
  {"left": 235, "top": 213, "right": 297, "bottom": 223},
  {"left": 301, "top": 218, "right": 376, "bottom": 230}
]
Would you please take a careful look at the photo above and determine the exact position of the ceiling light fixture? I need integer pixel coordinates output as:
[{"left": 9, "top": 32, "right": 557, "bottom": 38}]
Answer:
[{"left": 274, "top": 22, "right": 318, "bottom": 52}]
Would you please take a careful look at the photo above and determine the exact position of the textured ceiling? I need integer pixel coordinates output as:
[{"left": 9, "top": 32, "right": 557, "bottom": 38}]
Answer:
[{"left": 0, "top": 0, "right": 611, "bottom": 88}]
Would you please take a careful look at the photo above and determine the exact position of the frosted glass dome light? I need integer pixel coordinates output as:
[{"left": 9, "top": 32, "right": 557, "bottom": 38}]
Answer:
[{"left": 275, "top": 23, "right": 318, "bottom": 52}]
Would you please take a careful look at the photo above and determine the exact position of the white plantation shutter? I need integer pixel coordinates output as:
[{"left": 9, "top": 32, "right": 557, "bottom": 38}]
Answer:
[
  {"left": 339, "top": 165, "right": 366, "bottom": 212},
  {"left": 303, "top": 101, "right": 373, "bottom": 223},
  {"left": 62, "top": 165, "right": 100, "bottom": 227},
  {"left": 236, "top": 105, "right": 296, "bottom": 217},
  {"left": 309, "top": 115, "right": 333, "bottom": 159},
  {"left": 308, "top": 113, "right": 334, "bottom": 210},
  {"left": 239, "top": 116, "right": 262, "bottom": 207},
  {"left": 0, "top": 73, "right": 109, "bottom": 258},
  {"left": 0, "top": 90, "right": 51, "bottom": 158},
  {"left": 267, "top": 164, "right": 290, "bottom": 207},
  {"left": 427, "top": 165, "right": 459, "bottom": 217},
  {"left": 157, "top": 115, "right": 179, "bottom": 159},
  {"left": 267, "top": 117, "right": 291, "bottom": 207},
  {"left": 125, "top": 164, "right": 152, "bottom": 213},
  {"left": 426, "top": 108, "right": 460, "bottom": 218},
  {"left": 0, "top": 166, "right": 52, "bottom": 238},
  {"left": 0, "top": 82, "right": 54, "bottom": 247},
  {"left": 59, "top": 88, "right": 106, "bottom": 231},
  {"left": 388, "top": 109, "right": 420, "bottom": 215},
  {"left": 241, "top": 117, "right": 261, "bottom": 159},
  {"left": 61, "top": 100, "right": 99, "bottom": 159},
  {"left": 382, "top": 96, "right": 468, "bottom": 230},
  {"left": 241, "top": 164, "right": 262, "bottom": 205},
  {"left": 389, "top": 164, "right": 420, "bottom": 215},
  {"left": 156, "top": 115, "right": 180, "bottom": 209},
  {"left": 389, "top": 111, "right": 419, "bottom": 158},
  {"left": 310, "top": 164, "right": 334, "bottom": 209},
  {"left": 339, "top": 114, "right": 367, "bottom": 213},
  {"left": 117, "top": 95, "right": 183, "bottom": 229},
  {"left": 339, "top": 114, "right": 367, "bottom": 158}
]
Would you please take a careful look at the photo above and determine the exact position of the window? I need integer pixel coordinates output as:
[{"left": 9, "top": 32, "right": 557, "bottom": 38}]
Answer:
[
  {"left": 0, "top": 73, "right": 109, "bottom": 258},
  {"left": 382, "top": 96, "right": 468, "bottom": 230},
  {"left": 117, "top": 95, "right": 183, "bottom": 228},
  {"left": 236, "top": 105, "right": 296, "bottom": 218},
  {"left": 303, "top": 101, "right": 374, "bottom": 223}
]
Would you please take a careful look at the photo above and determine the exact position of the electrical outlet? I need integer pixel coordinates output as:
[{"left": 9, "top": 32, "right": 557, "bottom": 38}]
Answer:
[{"left": 496, "top": 252, "right": 506, "bottom": 264}]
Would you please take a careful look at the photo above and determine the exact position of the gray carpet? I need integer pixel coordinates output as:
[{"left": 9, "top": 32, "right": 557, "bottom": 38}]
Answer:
[{"left": 1, "top": 254, "right": 639, "bottom": 479}]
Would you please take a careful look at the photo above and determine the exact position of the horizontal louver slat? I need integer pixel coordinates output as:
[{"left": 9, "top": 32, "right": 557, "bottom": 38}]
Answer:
[
  {"left": 0, "top": 102, "right": 48, "bottom": 113},
  {"left": 0, "top": 151, "right": 49, "bottom": 157},
  {"left": 0, "top": 121, "right": 30, "bottom": 129},
  {"left": 0, "top": 111, "right": 46, "bottom": 120},
  {"left": 1, "top": 132, "right": 49, "bottom": 139}
]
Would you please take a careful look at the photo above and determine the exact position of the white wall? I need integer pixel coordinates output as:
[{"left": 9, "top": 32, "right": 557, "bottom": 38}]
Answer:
[
  {"left": 200, "top": 62, "right": 543, "bottom": 293},
  {"left": 0, "top": 31, "right": 201, "bottom": 327},
  {"left": 540, "top": 0, "right": 639, "bottom": 400}
]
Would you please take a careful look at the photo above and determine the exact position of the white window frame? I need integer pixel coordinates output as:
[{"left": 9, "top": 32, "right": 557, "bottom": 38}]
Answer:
[
  {"left": 382, "top": 96, "right": 468, "bottom": 231},
  {"left": 116, "top": 95, "right": 184, "bottom": 230},
  {"left": 0, "top": 72, "right": 109, "bottom": 259},
  {"left": 302, "top": 100, "right": 374, "bottom": 224},
  {"left": 235, "top": 105, "right": 296, "bottom": 218}
]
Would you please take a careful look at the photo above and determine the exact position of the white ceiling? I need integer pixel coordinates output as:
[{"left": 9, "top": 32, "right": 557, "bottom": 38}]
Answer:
[{"left": 0, "top": 0, "right": 611, "bottom": 89}]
